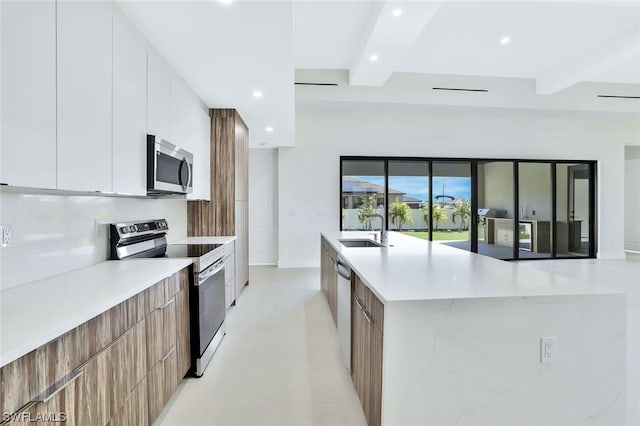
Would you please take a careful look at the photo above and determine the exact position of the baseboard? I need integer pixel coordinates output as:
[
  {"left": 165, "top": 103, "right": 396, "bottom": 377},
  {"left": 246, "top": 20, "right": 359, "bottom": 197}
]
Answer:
[
  {"left": 277, "top": 260, "right": 320, "bottom": 269},
  {"left": 249, "top": 262, "right": 277, "bottom": 266},
  {"left": 597, "top": 252, "right": 627, "bottom": 260}
]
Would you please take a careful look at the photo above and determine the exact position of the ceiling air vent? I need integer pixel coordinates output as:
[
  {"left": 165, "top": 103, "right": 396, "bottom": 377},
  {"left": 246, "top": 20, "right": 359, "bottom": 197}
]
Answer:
[
  {"left": 597, "top": 95, "right": 640, "bottom": 99},
  {"left": 295, "top": 82, "right": 339, "bottom": 86},
  {"left": 432, "top": 87, "right": 488, "bottom": 93}
]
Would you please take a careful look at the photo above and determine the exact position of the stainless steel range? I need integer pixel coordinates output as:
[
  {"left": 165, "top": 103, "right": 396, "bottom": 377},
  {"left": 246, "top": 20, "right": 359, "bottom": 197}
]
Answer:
[{"left": 109, "top": 219, "right": 226, "bottom": 377}]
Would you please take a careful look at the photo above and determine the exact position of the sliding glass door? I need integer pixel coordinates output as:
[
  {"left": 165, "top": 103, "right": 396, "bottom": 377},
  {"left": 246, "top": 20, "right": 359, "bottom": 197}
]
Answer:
[
  {"left": 387, "top": 160, "right": 429, "bottom": 237},
  {"left": 477, "top": 161, "right": 515, "bottom": 259},
  {"left": 431, "top": 161, "right": 472, "bottom": 252},
  {"left": 555, "top": 163, "right": 594, "bottom": 257},
  {"left": 340, "top": 157, "right": 596, "bottom": 260},
  {"left": 518, "top": 162, "right": 553, "bottom": 259}
]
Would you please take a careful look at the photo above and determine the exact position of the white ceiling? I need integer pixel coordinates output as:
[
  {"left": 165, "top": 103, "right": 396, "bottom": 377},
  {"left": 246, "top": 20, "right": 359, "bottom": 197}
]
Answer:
[{"left": 118, "top": 0, "right": 640, "bottom": 148}]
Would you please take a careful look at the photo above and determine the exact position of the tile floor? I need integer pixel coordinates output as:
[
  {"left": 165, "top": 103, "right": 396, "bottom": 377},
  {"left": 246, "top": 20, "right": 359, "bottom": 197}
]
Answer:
[
  {"left": 156, "top": 266, "right": 367, "bottom": 426},
  {"left": 157, "top": 256, "right": 640, "bottom": 426}
]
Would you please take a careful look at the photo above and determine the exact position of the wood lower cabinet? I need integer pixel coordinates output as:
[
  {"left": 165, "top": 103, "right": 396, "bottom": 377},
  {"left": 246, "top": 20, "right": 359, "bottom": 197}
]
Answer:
[
  {"left": 107, "top": 377, "right": 148, "bottom": 426},
  {"left": 0, "top": 268, "right": 190, "bottom": 426},
  {"left": 352, "top": 273, "right": 384, "bottom": 426},
  {"left": 320, "top": 236, "right": 338, "bottom": 323}
]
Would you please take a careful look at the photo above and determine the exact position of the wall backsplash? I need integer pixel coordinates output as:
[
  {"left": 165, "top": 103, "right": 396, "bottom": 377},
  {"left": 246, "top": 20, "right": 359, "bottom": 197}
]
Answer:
[{"left": 0, "top": 191, "right": 187, "bottom": 290}]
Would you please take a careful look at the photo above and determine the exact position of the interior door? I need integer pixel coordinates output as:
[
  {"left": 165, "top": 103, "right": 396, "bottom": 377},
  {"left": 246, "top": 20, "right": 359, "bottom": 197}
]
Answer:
[{"left": 568, "top": 165, "right": 590, "bottom": 255}]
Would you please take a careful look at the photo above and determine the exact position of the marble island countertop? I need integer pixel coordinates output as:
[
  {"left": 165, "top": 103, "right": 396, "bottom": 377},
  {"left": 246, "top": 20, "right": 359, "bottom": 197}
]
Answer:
[{"left": 322, "top": 231, "right": 618, "bottom": 303}]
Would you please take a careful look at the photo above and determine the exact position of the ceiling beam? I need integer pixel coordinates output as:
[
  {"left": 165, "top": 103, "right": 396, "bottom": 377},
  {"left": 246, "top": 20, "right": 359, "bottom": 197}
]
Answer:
[
  {"left": 349, "top": 1, "right": 441, "bottom": 87},
  {"left": 536, "top": 27, "right": 640, "bottom": 94}
]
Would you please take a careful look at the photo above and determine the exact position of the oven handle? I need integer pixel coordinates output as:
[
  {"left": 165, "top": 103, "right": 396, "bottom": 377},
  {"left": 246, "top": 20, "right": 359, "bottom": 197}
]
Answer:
[{"left": 196, "top": 259, "right": 225, "bottom": 286}]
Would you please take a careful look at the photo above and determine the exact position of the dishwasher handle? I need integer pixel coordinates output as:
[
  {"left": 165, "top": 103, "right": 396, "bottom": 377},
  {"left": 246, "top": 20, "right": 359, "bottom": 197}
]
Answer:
[{"left": 335, "top": 259, "right": 351, "bottom": 280}]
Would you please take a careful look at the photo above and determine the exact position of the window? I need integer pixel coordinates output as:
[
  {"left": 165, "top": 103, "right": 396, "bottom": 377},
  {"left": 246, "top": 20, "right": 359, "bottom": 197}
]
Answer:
[{"left": 340, "top": 157, "right": 597, "bottom": 260}]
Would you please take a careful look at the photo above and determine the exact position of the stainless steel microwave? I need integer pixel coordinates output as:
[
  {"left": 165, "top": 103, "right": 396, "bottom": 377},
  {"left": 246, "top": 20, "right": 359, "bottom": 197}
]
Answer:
[{"left": 147, "top": 135, "right": 193, "bottom": 195}]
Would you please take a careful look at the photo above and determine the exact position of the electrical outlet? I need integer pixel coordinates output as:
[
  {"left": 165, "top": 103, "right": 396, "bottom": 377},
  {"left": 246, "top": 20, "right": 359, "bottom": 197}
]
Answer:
[
  {"left": 1, "top": 225, "right": 13, "bottom": 246},
  {"left": 95, "top": 219, "right": 107, "bottom": 236},
  {"left": 540, "top": 336, "right": 556, "bottom": 363},
  {"left": 531, "top": 209, "right": 536, "bottom": 216}
]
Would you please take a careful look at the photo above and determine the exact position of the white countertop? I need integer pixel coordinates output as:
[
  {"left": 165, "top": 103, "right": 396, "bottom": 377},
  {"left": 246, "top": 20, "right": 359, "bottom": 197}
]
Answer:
[
  {"left": 172, "top": 236, "right": 236, "bottom": 245},
  {"left": 322, "top": 231, "right": 617, "bottom": 303},
  {"left": 0, "top": 258, "right": 192, "bottom": 368}
]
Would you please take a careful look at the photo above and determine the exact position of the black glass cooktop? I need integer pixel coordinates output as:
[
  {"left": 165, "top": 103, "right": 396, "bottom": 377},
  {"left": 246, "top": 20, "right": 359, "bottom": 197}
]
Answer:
[{"left": 165, "top": 244, "right": 223, "bottom": 258}]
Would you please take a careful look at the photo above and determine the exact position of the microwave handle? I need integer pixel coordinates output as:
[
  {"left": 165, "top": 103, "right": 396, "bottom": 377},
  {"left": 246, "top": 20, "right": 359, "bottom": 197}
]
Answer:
[
  {"left": 186, "top": 157, "right": 192, "bottom": 188},
  {"left": 179, "top": 157, "right": 192, "bottom": 191}
]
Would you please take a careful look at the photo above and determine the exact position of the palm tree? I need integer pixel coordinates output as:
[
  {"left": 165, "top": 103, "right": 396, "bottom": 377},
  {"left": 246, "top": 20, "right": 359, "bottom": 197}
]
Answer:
[
  {"left": 432, "top": 204, "right": 448, "bottom": 230},
  {"left": 389, "top": 202, "right": 413, "bottom": 231},
  {"left": 422, "top": 203, "right": 448, "bottom": 231},
  {"left": 452, "top": 199, "right": 471, "bottom": 231},
  {"left": 421, "top": 203, "right": 430, "bottom": 230},
  {"left": 357, "top": 194, "right": 377, "bottom": 230}
]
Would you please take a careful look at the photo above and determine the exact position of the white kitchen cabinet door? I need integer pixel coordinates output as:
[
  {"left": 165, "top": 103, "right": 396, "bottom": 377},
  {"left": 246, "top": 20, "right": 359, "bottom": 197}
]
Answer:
[
  {"left": 112, "top": 15, "right": 147, "bottom": 196},
  {"left": 147, "top": 51, "right": 172, "bottom": 140},
  {"left": 169, "top": 74, "right": 191, "bottom": 149},
  {"left": 0, "top": 1, "right": 56, "bottom": 189},
  {"left": 187, "top": 102, "right": 211, "bottom": 201},
  {"left": 57, "top": 1, "right": 113, "bottom": 192}
]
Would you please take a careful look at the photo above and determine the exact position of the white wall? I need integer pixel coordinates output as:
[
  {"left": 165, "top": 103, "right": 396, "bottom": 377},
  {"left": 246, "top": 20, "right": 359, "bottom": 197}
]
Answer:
[
  {"left": 248, "top": 148, "right": 278, "bottom": 265},
  {"left": 278, "top": 108, "right": 639, "bottom": 267},
  {"left": 625, "top": 146, "right": 640, "bottom": 252},
  {"left": 0, "top": 191, "right": 186, "bottom": 290}
]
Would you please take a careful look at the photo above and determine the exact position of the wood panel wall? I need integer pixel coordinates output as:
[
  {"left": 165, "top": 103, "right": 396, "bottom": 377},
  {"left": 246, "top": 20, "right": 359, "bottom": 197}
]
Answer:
[{"left": 188, "top": 109, "right": 247, "bottom": 237}]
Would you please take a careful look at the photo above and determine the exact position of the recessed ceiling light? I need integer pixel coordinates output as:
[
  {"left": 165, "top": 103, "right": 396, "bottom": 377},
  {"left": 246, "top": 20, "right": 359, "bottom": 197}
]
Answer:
[
  {"left": 252, "top": 90, "right": 263, "bottom": 98},
  {"left": 500, "top": 36, "right": 511, "bottom": 45},
  {"left": 392, "top": 8, "right": 403, "bottom": 17},
  {"left": 265, "top": 126, "right": 274, "bottom": 133},
  {"left": 218, "top": 0, "right": 234, "bottom": 4},
  {"left": 369, "top": 54, "right": 379, "bottom": 63}
]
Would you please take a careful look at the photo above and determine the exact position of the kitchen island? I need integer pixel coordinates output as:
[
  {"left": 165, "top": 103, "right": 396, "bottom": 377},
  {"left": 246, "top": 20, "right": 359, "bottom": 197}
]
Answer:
[{"left": 321, "top": 231, "right": 626, "bottom": 426}]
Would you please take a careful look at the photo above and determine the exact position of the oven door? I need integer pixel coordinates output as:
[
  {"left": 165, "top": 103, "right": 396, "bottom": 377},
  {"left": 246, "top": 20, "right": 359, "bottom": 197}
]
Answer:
[
  {"left": 147, "top": 135, "right": 193, "bottom": 194},
  {"left": 193, "top": 257, "right": 226, "bottom": 375}
]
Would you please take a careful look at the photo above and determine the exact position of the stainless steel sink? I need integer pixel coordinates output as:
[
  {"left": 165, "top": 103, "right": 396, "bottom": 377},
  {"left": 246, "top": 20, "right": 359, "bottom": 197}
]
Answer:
[{"left": 339, "top": 239, "right": 383, "bottom": 248}]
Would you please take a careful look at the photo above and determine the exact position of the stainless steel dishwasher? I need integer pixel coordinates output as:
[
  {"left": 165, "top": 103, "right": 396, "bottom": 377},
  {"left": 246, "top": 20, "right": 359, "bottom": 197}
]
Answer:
[{"left": 335, "top": 255, "right": 352, "bottom": 372}]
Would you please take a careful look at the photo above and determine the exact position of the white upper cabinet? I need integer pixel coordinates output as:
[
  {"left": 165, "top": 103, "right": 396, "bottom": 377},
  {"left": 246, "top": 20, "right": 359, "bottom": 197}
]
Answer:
[
  {"left": 187, "top": 102, "right": 211, "bottom": 201},
  {"left": 170, "top": 74, "right": 192, "bottom": 149},
  {"left": 0, "top": 1, "right": 56, "bottom": 189},
  {"left": 56, "top": 1, "right": 113, "bottom": 192},
  {"left": 112, "top": 14, "right": 147, "bottom": 196},
  {"left": 147, "top": 51, "right": 172, "bottom": 140}
]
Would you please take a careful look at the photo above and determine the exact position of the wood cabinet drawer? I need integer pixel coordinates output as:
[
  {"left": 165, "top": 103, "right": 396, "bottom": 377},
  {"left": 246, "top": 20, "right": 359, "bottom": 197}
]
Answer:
[
  {"left": 107, "top": 376, "right": 148, "bottom": 426},
  {"left": 0, "top": 351, "right": 37, "bottom": 418},
  {"left": 369, "top": 293, "right": 384, "bottom": 333},
  {"left": 146, "top": 345, "right": 177, "bottom": 423},
  {"left": 354, "top": 274, "right": 367, "bottom": 305},
  {"left": 165, "top": 272, "right": 181, "bottom": 301},
  {"left": 143, "top": 279, "right": 166, "bottom": 317}
]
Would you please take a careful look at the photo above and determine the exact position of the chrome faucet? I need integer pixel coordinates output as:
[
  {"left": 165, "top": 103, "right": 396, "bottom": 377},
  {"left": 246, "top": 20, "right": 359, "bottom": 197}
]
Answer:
[{"left": 363, "top": 213, "right": 387, "bottom": 246}]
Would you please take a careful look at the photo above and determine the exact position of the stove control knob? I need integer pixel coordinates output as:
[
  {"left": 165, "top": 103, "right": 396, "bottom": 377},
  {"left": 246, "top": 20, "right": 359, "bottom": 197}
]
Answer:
[{"left": 121, "top": 226, "right": 129, "bottom": 234}]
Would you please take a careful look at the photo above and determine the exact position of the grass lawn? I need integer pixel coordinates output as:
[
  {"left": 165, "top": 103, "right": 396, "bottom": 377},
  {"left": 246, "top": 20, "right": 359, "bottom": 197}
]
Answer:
[{"left": 402, "top": 230, "right": 470, "bottom": 241}]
